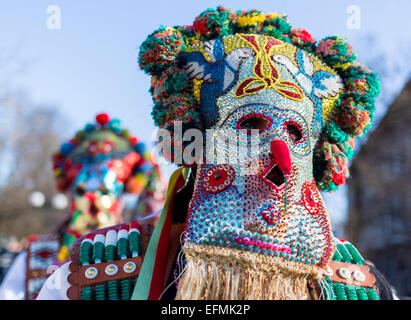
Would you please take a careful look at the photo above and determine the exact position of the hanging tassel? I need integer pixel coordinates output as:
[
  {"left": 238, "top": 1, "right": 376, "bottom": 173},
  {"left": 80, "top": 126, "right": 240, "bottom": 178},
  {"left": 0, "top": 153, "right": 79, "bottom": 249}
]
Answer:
[{"left": 175, "top": 243, "right": 322, "bottom": 300}]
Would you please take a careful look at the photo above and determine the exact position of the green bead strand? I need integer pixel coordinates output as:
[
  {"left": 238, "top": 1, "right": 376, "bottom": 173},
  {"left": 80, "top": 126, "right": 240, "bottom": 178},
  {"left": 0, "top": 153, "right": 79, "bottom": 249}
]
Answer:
[
  {"left": 79, "top": 241, "right": 93, "bottom": 266},
  {"left": 344, "top": 243, "right": 364, "bottom": 265},
  {"left": 105, "top": 245, "right": 117, "bottom": 262},
  {"left": 356, "top": 287, "right": 369, "bottom": 300},
  {"left": 337, "top": 244, "right": 353, "bottom": 263},
  {"left": 366, "top": 288, "right": 379, "bottom": 300},
  {"left": 118, "top": 238, "right": 129, "bottom": 259},
  {"left": 94, "top": 283, "right": 106, "bottom": 300},
  {"left": 80, "top": 286, "right": 93, "bottom": 300},
  {"left": 92, "top": 242, "right": 105, "bottom": 263},
  {"left": 120, "top": 279, "right": 131, "bottom": 300},
  {"left": 129, "top": 232, "right": 141, "bottom": 256},
  {"left": 345, "top": 284, "right": 358, "bottom": 300},
  {"left": 107, "top": 280, "right": 119, "bottom": 300},
  {"left": 331, "top": 246, "right": 343, "bottom": 262},
  {"left": 333, "top": 282, "right": 348, "bottom": 300},
  {"left": 321, "top": 278, "right": 336, "bottom": 300}
]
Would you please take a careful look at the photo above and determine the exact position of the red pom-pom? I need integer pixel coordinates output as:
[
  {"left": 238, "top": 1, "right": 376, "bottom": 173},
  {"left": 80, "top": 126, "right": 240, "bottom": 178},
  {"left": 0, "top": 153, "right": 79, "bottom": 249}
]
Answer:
[
  {"left": 96, "top": 113, "right": 110, "bottom": 126},
  {"left": 52, "top": 152, "right": 64, "bottom": 163},
  {"left": 69, "top": 138, "right": 78, "bottom": 146},
  {"left": 129, "top": 136, "right": 139, "bottom": 144}
]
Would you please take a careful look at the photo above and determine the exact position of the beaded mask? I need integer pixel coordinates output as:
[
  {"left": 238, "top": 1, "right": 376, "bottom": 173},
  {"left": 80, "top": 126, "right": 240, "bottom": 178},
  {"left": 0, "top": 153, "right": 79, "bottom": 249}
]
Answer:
[
  {"left": 138, "top": 7, "right": 380, "bottom": 300},
  {"left": 52, "top": 114, "right": 159, "bottom": 256}
]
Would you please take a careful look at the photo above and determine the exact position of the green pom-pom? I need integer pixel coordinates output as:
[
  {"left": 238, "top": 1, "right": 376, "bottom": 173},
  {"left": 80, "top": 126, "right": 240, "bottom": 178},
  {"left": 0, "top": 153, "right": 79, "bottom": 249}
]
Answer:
[
  {"left": 325, "top": 122, "right": 349, "bottom": 144},
  {"left": 138, "top": 26, "right": 185, "bottom": 75},
  {"left": 193, "top": 6, "right": 234, "bottom": 39},
  {"left": 234, "top": 9, "right": 266, "bottom": 34},
  {"left": 316, "top": 36, "right": 356, "bottom": 69}
]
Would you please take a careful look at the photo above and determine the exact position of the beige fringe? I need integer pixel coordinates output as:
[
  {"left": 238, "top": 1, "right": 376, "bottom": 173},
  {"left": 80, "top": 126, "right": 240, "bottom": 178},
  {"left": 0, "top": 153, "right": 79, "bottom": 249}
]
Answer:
[{"left": 175, "top": 243, "right": 322, "bottom": 300}]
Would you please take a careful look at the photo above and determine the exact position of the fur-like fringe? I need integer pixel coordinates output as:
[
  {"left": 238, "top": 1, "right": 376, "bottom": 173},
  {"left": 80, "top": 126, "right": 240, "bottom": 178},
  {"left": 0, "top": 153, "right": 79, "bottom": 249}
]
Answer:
[{"left": 175, "top": 243, "right": 322, "bottom": 300}]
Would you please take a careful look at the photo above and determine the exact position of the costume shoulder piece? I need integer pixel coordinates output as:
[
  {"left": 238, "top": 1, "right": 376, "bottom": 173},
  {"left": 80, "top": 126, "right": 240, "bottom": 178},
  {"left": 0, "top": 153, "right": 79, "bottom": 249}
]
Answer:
[
  {"left": 25, "top": 234, "right": 61, "bottom": 300},
  {"left": 66, "top": 221, "right": 149, "bottom": 300},
  {"left": 310, "top": 238, "right": 381, "bottom": 300}
]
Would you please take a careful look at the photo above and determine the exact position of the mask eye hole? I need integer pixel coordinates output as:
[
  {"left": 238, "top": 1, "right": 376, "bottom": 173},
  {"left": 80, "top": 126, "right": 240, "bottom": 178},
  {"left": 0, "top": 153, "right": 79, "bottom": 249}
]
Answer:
[
  {"left": 75, "top": 185, "right": 86, "bottom": 196},
  {"left": 237, "top": 114, "right": 272, "bottom": 134},
  {"left": 285, "top": 122, "right": 303, "bottom": 142},
  {"left": 99, "top": 186, "right": 109, "bottom": 195}
]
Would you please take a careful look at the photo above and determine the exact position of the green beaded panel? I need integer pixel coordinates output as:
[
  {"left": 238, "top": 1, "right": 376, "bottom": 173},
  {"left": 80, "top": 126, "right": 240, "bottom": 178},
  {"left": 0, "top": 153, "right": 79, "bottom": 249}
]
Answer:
[
  {"left": 77, "top": 226, "right": 142, "bottom": 300},
  {"left": 318, "top": 241, "right": 379, "bottom": 300}
]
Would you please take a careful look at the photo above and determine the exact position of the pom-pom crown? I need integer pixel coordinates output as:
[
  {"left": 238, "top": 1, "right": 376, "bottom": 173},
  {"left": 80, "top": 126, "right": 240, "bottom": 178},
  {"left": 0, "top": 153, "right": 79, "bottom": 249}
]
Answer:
[{"left": 138, "top": 6, "right": 381, "bottom": 192}]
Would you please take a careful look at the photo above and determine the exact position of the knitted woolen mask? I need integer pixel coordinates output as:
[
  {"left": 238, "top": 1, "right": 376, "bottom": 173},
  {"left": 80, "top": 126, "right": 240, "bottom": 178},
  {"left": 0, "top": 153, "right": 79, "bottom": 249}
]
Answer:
[{"left": 139, "top": 7, "right": 380, "bottom": 299}]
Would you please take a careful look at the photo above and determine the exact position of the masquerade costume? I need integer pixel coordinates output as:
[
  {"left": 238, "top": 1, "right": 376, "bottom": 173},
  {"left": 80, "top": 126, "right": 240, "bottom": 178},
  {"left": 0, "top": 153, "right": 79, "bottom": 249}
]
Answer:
[
  {"left": 39, "top": 7, "right": 394, "bottom": 300},
  {"left": 0, "top": 114, "right": 165, "bottom": 300}
]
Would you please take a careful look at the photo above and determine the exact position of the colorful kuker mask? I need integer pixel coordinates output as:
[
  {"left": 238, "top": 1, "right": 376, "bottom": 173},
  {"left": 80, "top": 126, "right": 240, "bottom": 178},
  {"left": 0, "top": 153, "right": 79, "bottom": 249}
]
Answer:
[
  {"left": 53, "top": 113, "right": 158, "bottom": 258},
  {"left": 139, "top": 8, "right": 380, "bottom": 299}
]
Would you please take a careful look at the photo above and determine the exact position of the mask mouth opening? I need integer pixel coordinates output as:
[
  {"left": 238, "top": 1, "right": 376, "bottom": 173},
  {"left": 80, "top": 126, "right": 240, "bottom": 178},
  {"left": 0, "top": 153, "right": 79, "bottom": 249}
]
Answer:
[
  {"left": 265, "top": 164, "right": 285, "bottom": 187},
  {"left": 89, "top": 203, "right": 99, "bottom": 216}
]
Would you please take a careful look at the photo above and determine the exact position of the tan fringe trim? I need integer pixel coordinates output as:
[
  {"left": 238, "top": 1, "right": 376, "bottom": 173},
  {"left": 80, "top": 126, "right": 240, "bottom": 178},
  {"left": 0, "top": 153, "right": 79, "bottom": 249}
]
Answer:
[{"left": 175, "top": 243, "right": 322, "bottom": 300}]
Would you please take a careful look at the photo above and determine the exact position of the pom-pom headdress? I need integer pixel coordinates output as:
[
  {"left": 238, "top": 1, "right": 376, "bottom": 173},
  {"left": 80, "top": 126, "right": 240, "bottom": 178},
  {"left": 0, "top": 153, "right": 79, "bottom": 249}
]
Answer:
[
  {"left": 138, "top": 6, "right": 380, "bottom": 192},
  {"left": 52, "top": 113, "right": 153, "bottom": 193}
]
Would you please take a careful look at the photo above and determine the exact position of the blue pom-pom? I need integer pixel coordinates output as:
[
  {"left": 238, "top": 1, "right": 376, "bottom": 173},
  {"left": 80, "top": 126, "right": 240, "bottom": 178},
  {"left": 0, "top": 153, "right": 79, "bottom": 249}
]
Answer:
[
  {"left": 134, "top": 142, "right": 146, "bottom": 154},
  {"left": 84, "top": 123, "right": 96, "bottom": 133},
  {"left": 108, "top": 119, "right": 122, "bottom": 134},
  {"left": 60, "top": 142, "right": 75, "bottom": 156},
  {"left": 139, "top": 161, "right": 153, "bottom": 173}
]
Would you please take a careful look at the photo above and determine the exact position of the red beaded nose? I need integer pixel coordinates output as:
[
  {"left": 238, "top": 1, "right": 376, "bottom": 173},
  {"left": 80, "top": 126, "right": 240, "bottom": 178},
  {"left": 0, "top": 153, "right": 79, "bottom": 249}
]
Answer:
[{"left": 270, "top": 140, "right": 292, "bottom": 175}]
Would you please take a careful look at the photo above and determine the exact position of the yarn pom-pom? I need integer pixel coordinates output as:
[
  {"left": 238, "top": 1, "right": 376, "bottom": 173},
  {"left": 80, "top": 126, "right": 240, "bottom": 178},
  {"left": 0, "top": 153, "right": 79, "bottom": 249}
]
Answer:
[
  {"left": 235, "top": 9, "right": 266, "bottom": 33},
  {"left": 152, "top": 94, "right": 203, "bottom": 132},
  {"left": 129, "top": 136, "right": 139, "bottom": 145},
  {"left": 84, "top": 123, "right": 95, "bottom": 133},
  {"left": 60, "top": 142, "right": 75, "bottom": 156},
  {"left": 290, "top": 28, "right": 316, "bottom": 51},
  {"left": 336, "top": 97, "right": 371, "bottom": 137},
  {"left": 139, "top": 26, "right": 185, "bottom": 76},
  {"left": 108, "top": 118, "right": 122, "bottom": 134},
  {"left": 151, "top": 68, "right": 191, "bottom": 102},
  {"left": 343, "top": 64, "right": 381, "bottom": 101},
  {"left": 315, "top": 141, "right": 350, "bottom": 192},
  {"left": 96, "top": 113, "right": 110, "bottom": 126},
  {"left": 193, "top": 6, "right": 235, "bottom": 39},
  {"left": 316, "top": 36, "right": 356, "bottom": 71},
  {"left": 262, "top": 12, "right": 291, "bottom": 41},
  {"left": 134, "top": 142, "right": 146, "bottom": 155}
]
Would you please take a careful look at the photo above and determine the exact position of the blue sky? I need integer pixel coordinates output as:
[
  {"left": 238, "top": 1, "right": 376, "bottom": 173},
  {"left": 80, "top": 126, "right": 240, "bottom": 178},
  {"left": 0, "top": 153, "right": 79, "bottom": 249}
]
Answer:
[
  {"left": 1, "top": 1, "right": 410, "bottom": 230},
  {"left": 1, "top": 0, "right": 410, "bottom": 142}
]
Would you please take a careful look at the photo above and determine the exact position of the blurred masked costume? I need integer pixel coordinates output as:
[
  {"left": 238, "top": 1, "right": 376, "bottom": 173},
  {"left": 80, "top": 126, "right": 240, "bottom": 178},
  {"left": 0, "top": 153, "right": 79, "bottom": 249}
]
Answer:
[
  {"left": 39, "top": 7, "right": 394, "bottom": 300},
  {"left": 0, "top": 113, "right": 165, "bottom": 300}
]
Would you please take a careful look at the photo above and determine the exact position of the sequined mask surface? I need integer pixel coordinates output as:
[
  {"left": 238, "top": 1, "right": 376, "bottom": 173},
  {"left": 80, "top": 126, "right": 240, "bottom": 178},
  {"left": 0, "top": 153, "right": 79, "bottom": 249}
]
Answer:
[
  {"left": 181, "top": 34, "right": 343, "bottom": 271},
  {"left": 62, "top": 131, "right": 142, "bottom": 240},
  {"left": 69, "top": 159, "right": 124, "bottom": 237}
]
